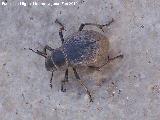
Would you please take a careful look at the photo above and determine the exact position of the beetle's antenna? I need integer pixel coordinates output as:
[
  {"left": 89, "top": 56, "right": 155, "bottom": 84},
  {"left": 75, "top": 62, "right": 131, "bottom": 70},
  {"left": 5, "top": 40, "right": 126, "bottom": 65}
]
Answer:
[{"left": 29, "top": 48, "right": 47, "bottom": 58}]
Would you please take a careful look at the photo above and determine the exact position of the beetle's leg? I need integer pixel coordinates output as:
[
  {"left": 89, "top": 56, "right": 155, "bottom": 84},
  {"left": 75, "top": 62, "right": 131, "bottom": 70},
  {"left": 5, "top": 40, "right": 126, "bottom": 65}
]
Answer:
[
  {"left": 29, "top": 48, "right": 47, "bottom": 58},
  {"left": 59, "top": 28, "right": 65, "bottom": 43},
  {"left": 43, "top": 45, "right": 54, "bottom": 53},
  {"left": 88, "top": 66, "right": 101, "bottom": 71},
  {"left": 79, "top": 18, "right": 114, "bottom": 32},
  {"left": 55, "top": 19, "right": 65, "bottom": 44},
  {"left": 108, "top": 54, "right": 124, "bottom": 62},
  {"left": 61, "top": 69, "right": 68, "bottom": 92},
  {"left": 50, "top": 71, "right": 54, "bottom": 88},
  {"left": 72, "top": 68, "right": 93, "bottom": 102},
  {"left": 88, "top": 54, "right": 123, "bottom": 70},
  {"left": 99, "top": 54, "right": 124, "bottom": 68}
]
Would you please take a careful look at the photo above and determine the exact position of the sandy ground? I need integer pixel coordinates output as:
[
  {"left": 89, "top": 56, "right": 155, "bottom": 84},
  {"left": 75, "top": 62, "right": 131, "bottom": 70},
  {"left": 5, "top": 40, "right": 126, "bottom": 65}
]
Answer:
[{"left": 0, "top": 0, "right": 160, "bottom": 120}]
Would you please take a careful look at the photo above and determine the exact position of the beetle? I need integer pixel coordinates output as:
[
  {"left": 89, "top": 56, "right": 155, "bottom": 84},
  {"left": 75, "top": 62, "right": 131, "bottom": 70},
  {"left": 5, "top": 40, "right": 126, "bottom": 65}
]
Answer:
[{"left": 29, "top": 19, "right": 123, "bottom": 102}]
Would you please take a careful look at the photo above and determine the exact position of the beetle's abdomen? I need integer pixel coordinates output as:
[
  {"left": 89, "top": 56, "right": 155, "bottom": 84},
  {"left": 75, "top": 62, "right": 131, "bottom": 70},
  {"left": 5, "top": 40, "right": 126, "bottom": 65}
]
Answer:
[
  {"left": 64, "top": 38, "right": 97, "bottom": 65},
  {"left": 63, "top": 30, "right": 109, "bottom": 67}
]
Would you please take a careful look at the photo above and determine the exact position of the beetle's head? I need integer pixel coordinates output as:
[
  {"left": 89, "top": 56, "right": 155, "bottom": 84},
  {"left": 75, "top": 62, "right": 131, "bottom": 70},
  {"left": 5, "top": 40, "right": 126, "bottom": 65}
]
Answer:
[
  {"left": 45, "top": 49, "right": 66, "bottom": 71},
  {"left": 29, "top": 48, "right": 66, "bottom": 72}
]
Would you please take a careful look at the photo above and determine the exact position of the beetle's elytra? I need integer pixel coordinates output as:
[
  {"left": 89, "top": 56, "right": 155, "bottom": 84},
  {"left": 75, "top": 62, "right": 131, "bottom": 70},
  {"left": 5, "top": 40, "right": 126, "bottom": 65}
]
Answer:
[{"left": 29, "top": 18, "right": 123, "bottom": 102}]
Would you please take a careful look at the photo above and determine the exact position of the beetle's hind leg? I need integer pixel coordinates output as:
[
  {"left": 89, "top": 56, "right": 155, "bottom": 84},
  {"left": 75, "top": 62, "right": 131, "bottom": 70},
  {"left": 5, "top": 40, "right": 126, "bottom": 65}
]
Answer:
[
  {"left": 61, "top": 69, "right": 68, "bottom": 92},
  {"left": 88, "top": 54, "right": 123, "bottom": 70},
  {"left": 72, "top": 68, "right": 93, "bottom": 102},
  {"left": 88, "top": 66, "right": 101, "bottom": 71},
  {"left": 55, "top": 19, "right": 65, "bottom": 44},
  {"left": 79, "top": 18, "right": 114, "bottom": 32},
  {"left": 99, "top": 54, "right": 124, "bottom": 69},
  {"left": 108, "top": 54, "right": 124, "bottom": 62}
]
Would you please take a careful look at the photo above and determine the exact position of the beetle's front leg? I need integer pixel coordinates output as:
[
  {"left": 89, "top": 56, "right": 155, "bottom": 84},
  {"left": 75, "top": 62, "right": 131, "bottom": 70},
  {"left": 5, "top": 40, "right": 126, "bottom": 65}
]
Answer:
[
  {"left": 61, "top": 69, "right": 68, "bottom": 92},
  {"left": 55, "top": 19, "right": 65, "bottom": 44}
]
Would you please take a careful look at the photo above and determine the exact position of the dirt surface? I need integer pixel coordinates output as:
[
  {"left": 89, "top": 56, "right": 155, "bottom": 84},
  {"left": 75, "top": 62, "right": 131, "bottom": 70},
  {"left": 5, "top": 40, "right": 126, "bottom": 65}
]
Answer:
[{"left": 0, "top": 0, "right": 160, "bottom": 120}]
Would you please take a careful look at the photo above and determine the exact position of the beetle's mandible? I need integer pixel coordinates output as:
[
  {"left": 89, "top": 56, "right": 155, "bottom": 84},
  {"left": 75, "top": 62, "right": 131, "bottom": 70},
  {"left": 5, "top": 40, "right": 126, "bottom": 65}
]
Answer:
[{"left": 29, "top": 19, "right": 123, "bottom": 102}]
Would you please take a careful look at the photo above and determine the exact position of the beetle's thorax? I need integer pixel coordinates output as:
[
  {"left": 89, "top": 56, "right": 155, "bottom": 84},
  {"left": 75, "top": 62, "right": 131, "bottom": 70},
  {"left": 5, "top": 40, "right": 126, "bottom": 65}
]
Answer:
[{"left": 50, "top": 48, "right": 67, "bottom": 70}]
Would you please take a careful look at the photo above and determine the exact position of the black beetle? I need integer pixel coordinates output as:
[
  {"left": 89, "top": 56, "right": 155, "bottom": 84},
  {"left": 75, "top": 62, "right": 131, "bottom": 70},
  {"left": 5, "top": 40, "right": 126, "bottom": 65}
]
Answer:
[{"left": 29, "top": 19, "right": 123, "bottom": 102}]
